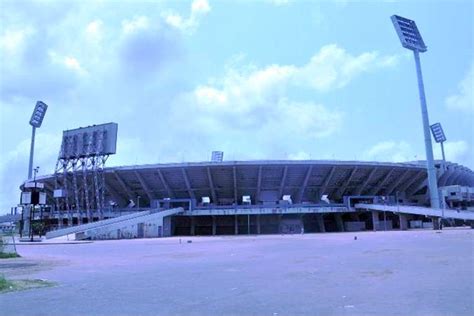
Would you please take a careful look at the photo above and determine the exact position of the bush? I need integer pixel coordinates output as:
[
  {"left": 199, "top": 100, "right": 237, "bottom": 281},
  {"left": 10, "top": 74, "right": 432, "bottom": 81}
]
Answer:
[
  {"left": 0, "top": 275, "right": 14, "bottom": 291},
  {"left": 0, "top": 252, "right": 20, "bottom": 259}
]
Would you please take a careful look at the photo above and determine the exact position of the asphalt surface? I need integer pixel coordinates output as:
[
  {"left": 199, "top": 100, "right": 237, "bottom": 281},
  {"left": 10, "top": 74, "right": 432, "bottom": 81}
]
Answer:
[{"left": 1, "top": 229, "right": 473, "bottom": 316}]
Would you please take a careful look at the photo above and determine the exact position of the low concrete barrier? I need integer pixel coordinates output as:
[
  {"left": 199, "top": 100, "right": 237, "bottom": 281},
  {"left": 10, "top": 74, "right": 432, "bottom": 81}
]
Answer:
[
  {"left": 46, "top": 211, "right": 151, "bottom": 239},
  {"left": 82, "top": 207, "right": 184, "bottom": 240}
]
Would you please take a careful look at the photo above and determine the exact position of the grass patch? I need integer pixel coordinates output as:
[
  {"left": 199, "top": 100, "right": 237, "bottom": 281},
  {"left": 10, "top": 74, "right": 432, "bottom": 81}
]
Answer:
[
  {"left": 0, "top": 275, "right": 15, "bottom": 291},
  {"left": 0, "top": 252, "right": 21, "bottom": 259},
  {"left": 0, "top": 275, "right": 56, "bottom": 294}
]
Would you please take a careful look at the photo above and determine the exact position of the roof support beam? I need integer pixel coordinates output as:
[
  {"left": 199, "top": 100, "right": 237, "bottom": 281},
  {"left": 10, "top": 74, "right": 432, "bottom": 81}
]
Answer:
[
  {"left": 403, "top": 170, "right": 426, "bottom": 196},
  {"left": 181, "top": 168, "right": 195, "bottom": 200},
  {"left": 297, "top": 166, "right": 313, "bottom": 203},
  {"left": 113, "top": 171, "right": 133, "bottom": 200},
  {"left": 157, "top": 169, "right": 174, "bottom": 198},
  {"left": 354, "top": 168, "right": 377, "bottom": 196},
  {"left": 134, "top": 170, "right": 154, "bottom": 202},
  {"left": 439, "top": 169, "right": 452, "bottom": 187},
  {"left": 233, "top": 167, "right": 238, "bottom": 205},
  {"left": 320, "top": 166, "right": 336, "bottom": 197},
  {"left": 278, "top": 166, "right": 288, "bottom": 198},
  {"left": 335, "top": 167, "right": 358, "bottom": 199},
  {"left": 369, "top": 168, "right": 395, "bottom": 196},
  {"left": 452, "top": 172, "right": 464, "bottom": 185},
  {"left": 207, "top": 167, "right": 217, "bottom": 204},
  {"left": 106, "top": 183, "right": 128, "bottom": 206},
  {"left": 256, "top": 166, "right": 262, "bottom": 203},
  {"left": 444, "top": 170, "right": 461, "bottom": 187},
  {"left": 408, "top": 168, "right": 439, "bottom": 197},
  {"left": 386, "top": 169, "right": 411, "bottom": 196}
]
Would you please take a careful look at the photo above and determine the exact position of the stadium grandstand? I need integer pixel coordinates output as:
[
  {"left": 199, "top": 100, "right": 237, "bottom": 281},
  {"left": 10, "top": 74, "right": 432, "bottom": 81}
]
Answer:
[{"left": 20, "top": 158, "right": 474, "bottom": 239}]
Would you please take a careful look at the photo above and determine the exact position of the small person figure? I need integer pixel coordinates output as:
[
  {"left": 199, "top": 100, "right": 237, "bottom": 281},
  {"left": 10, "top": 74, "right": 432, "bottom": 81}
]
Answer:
[{"left": 300, "top": 227, "right": 304, "bottom": 235}]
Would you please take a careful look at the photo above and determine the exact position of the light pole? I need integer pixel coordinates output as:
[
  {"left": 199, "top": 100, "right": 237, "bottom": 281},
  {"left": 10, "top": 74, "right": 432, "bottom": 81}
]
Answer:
[
  {"left": 30, "top": 166, "right": 39, "bottom": 241},
  {"left": 430, "top": 122, "right": 447, "bottom": 171},
  {"left": 28, "top": 101, "right": 48, "bottom": 179},
  {"left": 391, "top": 15, "right": 440, "bottom": 210}
]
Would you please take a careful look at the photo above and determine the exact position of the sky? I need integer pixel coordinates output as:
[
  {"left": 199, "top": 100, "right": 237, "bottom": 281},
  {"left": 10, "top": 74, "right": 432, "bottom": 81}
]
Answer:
[{"left": 0, "top": 0, "right": 473, "bottom": 213}]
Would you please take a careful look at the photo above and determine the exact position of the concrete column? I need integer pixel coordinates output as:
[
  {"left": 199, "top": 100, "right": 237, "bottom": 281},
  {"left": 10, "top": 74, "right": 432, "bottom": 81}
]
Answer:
[
  {"left": 234, "top": 215, "right": 238, "bottom": 235},
  {"left": 316, "top": 214, "right": 325, "bottom": 233},
  {"left": 212, "top": 216, "right": 216, "bottom": 235},
  {"left": 21, "top": 206, "right": 31, "bottom": 237},
  {"left": 431, "top": 217, "right": 440, "bottom": 230},
  {"left": 399, "top": 213, "right": 408, "bottom": 230},
  {"left": 190, "top": 217, "right": 195, "bottom": 236},
  {"left": 299, "top": 215, "right": 305, "bottom": 234},
  {"left": 257, "top": 215, "right": 261, "bottom": 234},
  {"left": 278, "top": 215, "right": 283, "bottom": 234},
  {"left": 372, "top": 211, "right": 380, "bottom": 231},
  {"left": 335, "top": 213, "right": 345, "bottom": 232},
  {"left": 57, "top": 214, "right": 63, "bottom": 229}
]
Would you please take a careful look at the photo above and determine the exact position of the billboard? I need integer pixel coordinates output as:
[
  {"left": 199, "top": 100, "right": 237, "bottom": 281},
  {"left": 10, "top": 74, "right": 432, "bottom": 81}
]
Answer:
[{"left": 60, "top": 123, "right": 118, "bottom": 159}]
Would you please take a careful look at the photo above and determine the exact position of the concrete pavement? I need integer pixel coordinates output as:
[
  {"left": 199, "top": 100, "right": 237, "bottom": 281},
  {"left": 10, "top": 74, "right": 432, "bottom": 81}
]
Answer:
[{"left": 1, "top": 230, "right": 473, "bottom": 316}]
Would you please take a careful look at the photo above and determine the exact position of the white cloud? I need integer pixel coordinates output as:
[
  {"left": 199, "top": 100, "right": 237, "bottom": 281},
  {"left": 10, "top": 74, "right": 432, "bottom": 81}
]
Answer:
[
  {"left": 0, "top": 132, "right": 61, "bottom": 213},
  {"left": 288, "top": 151, "right": 311, "bottom": 160},
  {"left": 266, "top": 0, "right": 292, "bottom": 6},
  {"left": 48, "top": 51, "right": 88, "bottom": 76},
  {"left": 193, "top": 45, "right": 398, "bottom": 108},
  {"left": 164, "top": 0, "right": 211, "bottom": 33},
  {"left": 85, "top": 19, "right": 103, "bottom": 42},
  {"left": 446, "top": 63, "right": 473, "bottom": 112},
  {"left": 163, "top": 44, "right": 396, "bottom": 162},
  {"left": 363, "top": 140, "right": 472, "bottom": 168},
  {"left": 122, "top": 16, "right": 150, "bottom": 34},
  {"left": 191, "top": 0, "right": 211, "bottom": 14},
  {"left": 434, "top": 140, "right": 471, "bottom": 165},
  {"left": 296, "top": 44, "right": 400, "bottom": 91},
  {"left": 363, "top": 141, "right": 415, "bottom": 162},
  {"left": 0, "top": 27, "right": 34, "bottom": 55}
]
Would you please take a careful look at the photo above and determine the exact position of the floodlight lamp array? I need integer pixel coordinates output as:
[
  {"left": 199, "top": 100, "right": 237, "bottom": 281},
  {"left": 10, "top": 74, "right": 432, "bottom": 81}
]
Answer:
[
  {"left": 29, "top": 101, "right": 48, "bottom": 127},
  {"left": 391, "top": 15, "right": 427, "bottom": 52},
  {"left": 430, "top": 123, "right": 447, "bottom": 143},
  {"left": 211, "top": 151, "right": 224, "bottom": 162}
]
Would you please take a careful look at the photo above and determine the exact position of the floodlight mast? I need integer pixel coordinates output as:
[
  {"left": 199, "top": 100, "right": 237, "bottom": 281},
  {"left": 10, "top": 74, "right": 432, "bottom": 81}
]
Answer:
[
  {"left": 391, "top": 15, "right": 440, "bottom": 209},
  {"left": 430, "top": 122, "right": 447, "bottom": 171},
  {"left": 28, "top": 101, "right": 48, "bottom": 180}
]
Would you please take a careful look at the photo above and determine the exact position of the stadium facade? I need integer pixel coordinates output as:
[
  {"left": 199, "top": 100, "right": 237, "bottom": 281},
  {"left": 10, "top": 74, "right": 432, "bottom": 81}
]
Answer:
[{"left": 30, "top": 159, "right": 474, "bottom": 238}]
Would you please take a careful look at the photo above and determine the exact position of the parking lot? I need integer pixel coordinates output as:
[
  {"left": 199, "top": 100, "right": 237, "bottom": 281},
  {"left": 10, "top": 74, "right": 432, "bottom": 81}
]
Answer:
[{"left": 1, "top": 229, "right": 473, "bottom": 316}]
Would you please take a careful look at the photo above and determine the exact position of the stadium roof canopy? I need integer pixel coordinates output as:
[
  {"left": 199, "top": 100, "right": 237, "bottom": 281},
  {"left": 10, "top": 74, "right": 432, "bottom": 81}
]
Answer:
[{"left": 36, "top": 160, "right": 474, "bottom": 208}]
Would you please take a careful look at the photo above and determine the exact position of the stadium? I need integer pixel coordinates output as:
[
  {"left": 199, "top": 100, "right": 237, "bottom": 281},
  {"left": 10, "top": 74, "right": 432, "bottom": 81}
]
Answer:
[{"left": 25, "top": 155, "right": 474, "bottom": 239}]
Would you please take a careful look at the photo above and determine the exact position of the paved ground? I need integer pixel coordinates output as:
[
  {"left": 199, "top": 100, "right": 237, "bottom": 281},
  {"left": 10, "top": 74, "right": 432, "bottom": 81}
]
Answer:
[{"left": 1, "top": 229, "right": 473, "bottom": 316}]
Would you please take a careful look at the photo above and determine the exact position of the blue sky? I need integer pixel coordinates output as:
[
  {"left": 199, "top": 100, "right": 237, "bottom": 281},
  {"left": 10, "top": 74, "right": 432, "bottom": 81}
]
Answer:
[{"left": 0, "top": 0, "right": 472, "bottom": 213}]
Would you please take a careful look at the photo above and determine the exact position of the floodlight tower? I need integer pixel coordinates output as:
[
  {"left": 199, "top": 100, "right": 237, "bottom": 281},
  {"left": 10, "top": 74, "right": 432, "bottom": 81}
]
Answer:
[
  {"left": 430, "top": 122, "right": 447, "bottom": 171},
  {"left": 28, "top": 101, "right": 48, "bottom": 179},
  {"left": 391, "top": 15, "right": 440, "bottom": 209}
]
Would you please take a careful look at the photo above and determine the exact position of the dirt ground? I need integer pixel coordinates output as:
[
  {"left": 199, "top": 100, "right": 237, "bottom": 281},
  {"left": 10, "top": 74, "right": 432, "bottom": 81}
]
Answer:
[{"left": 1, "top": 229, "right": 473, "bottom": 316}]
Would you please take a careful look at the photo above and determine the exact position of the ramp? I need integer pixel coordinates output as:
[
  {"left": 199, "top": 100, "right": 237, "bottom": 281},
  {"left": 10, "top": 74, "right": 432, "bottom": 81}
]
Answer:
[
  {"left": 46, "top": 211, "right": 152, "bottom": 239},
  {"left": 81, "top": 207, "right": 184, "bottom": 240},
  {"left": 355, "top": 203, "right": 474, "bottom": 221}
]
